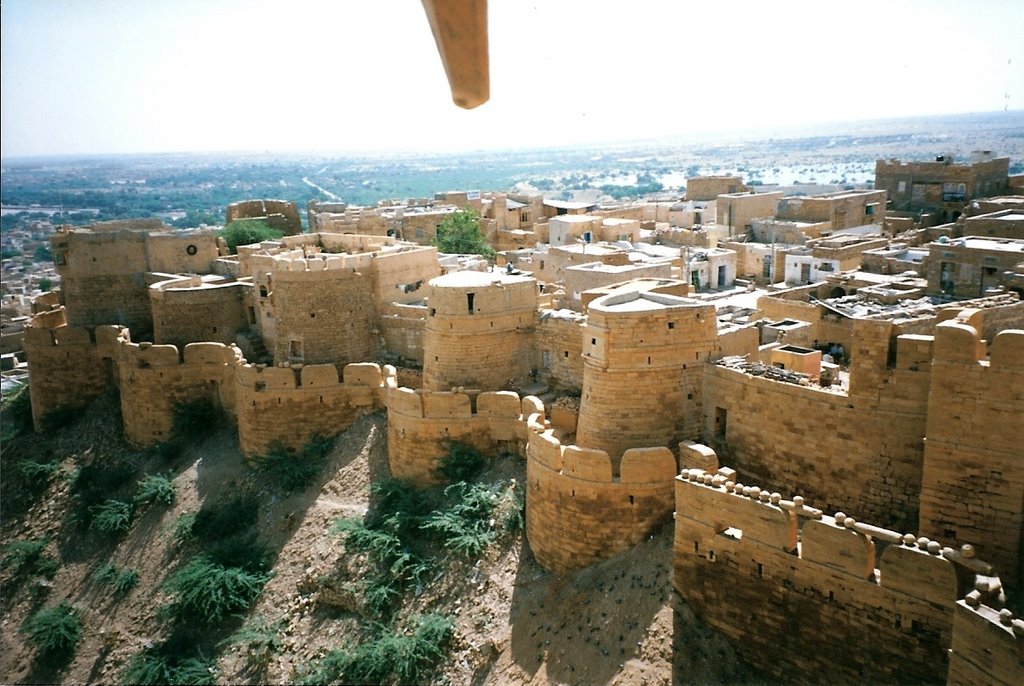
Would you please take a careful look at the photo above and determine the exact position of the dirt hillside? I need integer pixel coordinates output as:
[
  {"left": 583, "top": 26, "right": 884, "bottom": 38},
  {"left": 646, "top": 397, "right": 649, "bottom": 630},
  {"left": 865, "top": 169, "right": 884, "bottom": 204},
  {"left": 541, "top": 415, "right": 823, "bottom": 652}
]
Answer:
[{"left": 1, "top": 393, "right": 757, "bottom": 685}]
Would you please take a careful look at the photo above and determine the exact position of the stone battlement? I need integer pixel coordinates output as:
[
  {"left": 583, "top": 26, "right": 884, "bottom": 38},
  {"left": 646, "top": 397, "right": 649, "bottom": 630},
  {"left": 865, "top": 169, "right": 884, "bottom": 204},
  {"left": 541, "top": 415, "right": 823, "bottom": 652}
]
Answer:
[
  {"left": 526, "top": 428, "right": 678, "bottom": 573},
  {"left": 385, "top": 378, "right": 540, "bottom": 483},
  {"left": 947, "top": 599, "right": 1024, "bottom": 685},
  {"left": 234, "top": 361, "right": 386, "bottom": 456},
  {"left": 23, "top": 309, "right": 124, "bottom": 429},
  {"left": 113, "top": 331, "right": 242, "bottom": 446},
  {"left": 674, "top": 466, "right": 1010, "bottom": 684}
]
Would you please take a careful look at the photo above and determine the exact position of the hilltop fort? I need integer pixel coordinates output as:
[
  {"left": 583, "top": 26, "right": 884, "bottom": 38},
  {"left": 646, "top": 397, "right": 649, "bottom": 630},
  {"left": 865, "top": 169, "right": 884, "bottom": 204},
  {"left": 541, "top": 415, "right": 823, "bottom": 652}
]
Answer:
[{"left": 15, "top": 156, "right": 1024, "bottom": 684}]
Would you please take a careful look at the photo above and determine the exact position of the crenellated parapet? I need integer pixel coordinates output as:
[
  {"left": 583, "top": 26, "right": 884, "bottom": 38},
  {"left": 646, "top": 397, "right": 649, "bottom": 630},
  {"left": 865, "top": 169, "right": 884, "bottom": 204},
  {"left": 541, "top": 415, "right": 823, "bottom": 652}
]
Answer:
[
  {"left": 23, "top": 305, "right": 123, "bottom": 430},
  {"left": 234, "top": 361, "right": 386, "bottom": 456},
  {"left": 385, "top": 374, "right": 539, "bottom": 483},
  {"left": 920, "top": 319, "right": 1024, "bottom": 587},
  {"left": 674, "top": 463, "right": 1010, "bottom": 684},
  {"left": 526, "top": 428, "right": 679, "bottom": 573},
  {"left": 947, "top": 599, "right": 1024, "bottom": 685},
  {"left": 114, "top": 330, "right": 241, "bottom": 447}
]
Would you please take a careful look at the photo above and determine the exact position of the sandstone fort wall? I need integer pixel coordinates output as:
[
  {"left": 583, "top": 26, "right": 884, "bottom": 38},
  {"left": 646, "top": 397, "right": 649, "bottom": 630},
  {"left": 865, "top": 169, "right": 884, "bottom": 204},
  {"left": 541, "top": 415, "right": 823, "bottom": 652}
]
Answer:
[
  {"left": 674, "top": 468, "right": 997, "bottom": 684},
  {"left": 235, "top": 362, "right": 386, "bottom": 456},
  {"left": 946, "top": 601, "right": 1024, "bottom": 685},
  {"left": 704, "top": 322, "right": 932, "bottom": 532},
  {"left": 422, "top": 274, "right": 537, "bottom": 391},
  {"left": 526, "top": 428, "right": 678, "bottom": 573},
  {"left": 114, "top": 333, "right": 241, "bottom": 447},
  {"left": 150, "top": 276, "right": 248, "bottom": 349},
  {"left": 385, "top": 380, "right": 538, "bottom": 483},
  {"left": 269, "top": 259, "right": 378, "bottom": 365},
  {"left": 919, "top": 321, "right": 1024, "bottom": 587},
  {"left": 23, "top": 308, "right": 119, "bottom": 430},
  {"left": 576, "top": 294, "right": 718, "bottom": 464},
  {"left": 535, "top": 310, "right": 585, "bottom": 394}
]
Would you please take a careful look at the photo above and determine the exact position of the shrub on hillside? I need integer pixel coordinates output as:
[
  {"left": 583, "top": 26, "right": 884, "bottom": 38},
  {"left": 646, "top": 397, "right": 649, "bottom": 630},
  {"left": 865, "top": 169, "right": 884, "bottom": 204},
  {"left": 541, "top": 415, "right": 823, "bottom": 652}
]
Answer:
[
  {"left": 436, "top": 441, "right": 486, "bottom": 483},
  {"left": 90, "top": 499, "right": 134, "bottom": 533},
  {"left": 162, "top": 556, "right": 270, "bottom": 624},
  {"left": 20, "top": 602, "right": 81, "bottom": 660},
  {"left": 251, "top": 434, "right": 334, "bottom": 493},
  {"left": 134, "top": 473, "right": 176, "bottom": 508},
  {"left": 191, "top": 493, "right": 260, "bottom": 544},
  {"left": 122, "top": 641, "right": 217, "bottom": 686},
  {"left": 296, "top": 613, "right": 453, "bottom": 686},
  {"left": 93, "top": 562, "right": 140, "bottom": 597},
  {"left": 0, "top": 383, "right": 34, "bottom": 441},
  {"left": 1, "top": 538, "right": 59, "bottom": 579}
]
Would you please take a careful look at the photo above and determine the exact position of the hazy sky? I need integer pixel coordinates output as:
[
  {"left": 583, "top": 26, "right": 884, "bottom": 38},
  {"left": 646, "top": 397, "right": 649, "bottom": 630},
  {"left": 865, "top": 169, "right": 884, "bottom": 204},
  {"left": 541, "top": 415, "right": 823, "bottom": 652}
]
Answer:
[{"left": 2, "top": 0, "right": 1022, "bottom": 158}]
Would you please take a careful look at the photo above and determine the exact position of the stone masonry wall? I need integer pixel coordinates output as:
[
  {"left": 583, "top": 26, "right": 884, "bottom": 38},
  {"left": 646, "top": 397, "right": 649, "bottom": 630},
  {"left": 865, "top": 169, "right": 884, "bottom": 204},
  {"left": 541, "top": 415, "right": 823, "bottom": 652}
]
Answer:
[
  {"left": 235, "top": 362, "right": 385, "bottom": 456},
  {"left": 422, "top": 273, "right": 537, "bottom": 392},
  {"left": 23, "top": 308, "right": 119, "bottom": 430},
  {"left": 946, "top": 601, "right": 1024, "bottom": 685},
  {"left": 576, "top": 294, "right": 718, "bottom": 466},
  {"left": 115, "top": 333, "right": 239, "bottom": 447},
  {"left": 526, "top": 428, "right": 678, "bottom": 573},
  {"left": 674, "top": 468, "right": 995, "bottom": 684},
  {"left": 918, "top": 321, "right": 1024, "bottom": 587},
  {"left": 150, "top": 277, "right": 249, "bottom": 349},
  {"left": 535, "top": 310, "right": 586, "bottom": 394},
  {"left": 704, "top": 325, "right": 932, "bottom": 532},
  {"left": 270, "top": 263, "right": 378, "bottom": 365},
  {"left": 385, "top": 379, "right": 537, "bottom": 484}
]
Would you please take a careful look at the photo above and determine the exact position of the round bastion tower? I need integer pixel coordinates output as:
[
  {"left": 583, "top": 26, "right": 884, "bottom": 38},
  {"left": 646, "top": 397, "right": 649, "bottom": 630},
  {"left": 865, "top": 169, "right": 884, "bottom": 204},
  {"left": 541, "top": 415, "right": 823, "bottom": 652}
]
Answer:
[
  {"left": 422, "top": 270, "right": 538, "bottom": 391},
  {"left": 574, "top": 290, "right": 718, "bottom": 469}
]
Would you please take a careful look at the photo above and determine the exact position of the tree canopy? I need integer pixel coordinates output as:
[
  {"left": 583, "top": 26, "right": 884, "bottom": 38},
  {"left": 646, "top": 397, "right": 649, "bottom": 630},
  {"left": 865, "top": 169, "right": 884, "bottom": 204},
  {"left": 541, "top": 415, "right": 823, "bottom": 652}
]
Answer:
[
  {"left": 221, "top": 220, "right": 285, "bottom": 253},
  {"left": 431, "top": 210, "right": 493, "bottom": 258}
]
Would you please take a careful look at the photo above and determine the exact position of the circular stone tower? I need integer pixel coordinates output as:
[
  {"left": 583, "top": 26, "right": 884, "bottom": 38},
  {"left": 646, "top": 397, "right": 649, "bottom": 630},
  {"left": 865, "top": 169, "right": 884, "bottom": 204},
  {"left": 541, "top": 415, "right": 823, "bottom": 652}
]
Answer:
[
  {"left": 422, "top": 270, "right": 538, "bottom": 391},
  {"left": 574, "top": 290, "right": 717, "bottom": 469}
]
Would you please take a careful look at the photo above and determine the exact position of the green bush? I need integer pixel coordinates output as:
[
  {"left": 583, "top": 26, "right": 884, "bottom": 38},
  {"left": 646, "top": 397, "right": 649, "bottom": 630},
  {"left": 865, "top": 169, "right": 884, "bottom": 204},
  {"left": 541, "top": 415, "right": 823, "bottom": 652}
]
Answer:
[
  {"left": 122, "top": 642, "right": 217, "bottom": 685},
  {"left": 437, "top": 441, "right": 486, "bottom": 483},
  {"left": 296, "top": 613, "right": 453, "bottom": 686},
  {"left": 162, "top": 556, "right": 270, "bottom": 624},
  {"left": 94, "top": 563, "right": 140, "bottom": 597},
  {"left": 69, "top": 456, "right": 139, "bottom": 526},
  {"left": 191, "top": 493, "right": 259, "bottom": 544},
  {"left": 0, "top": 383, "right": 34, "bottom": 441},
  {"left": 223, "top": 618, "right": 283, "bottom": 673},
  {"left": 20, "top": 602, "right": 81, "bottom": 659},
  {"left": 1, "top": 538, "right": 58, "bottom": 579},
  {"left": 170, "top": 512, "right": 197, "bottom": 544},
  {"left": 134, "top": 473, "right": 176, "bottom": 508},
  {"left": 221, "top": 219, "right": 285, "bottom": 253},
  {"left": 204, "top": 531, "right": 270, "bottom": 573},
  {"left": 90, "top": 499, "right": 134, "bottom": 533},
  {"left": 251, "top": 434, "right": 334, "bottom": 493}
]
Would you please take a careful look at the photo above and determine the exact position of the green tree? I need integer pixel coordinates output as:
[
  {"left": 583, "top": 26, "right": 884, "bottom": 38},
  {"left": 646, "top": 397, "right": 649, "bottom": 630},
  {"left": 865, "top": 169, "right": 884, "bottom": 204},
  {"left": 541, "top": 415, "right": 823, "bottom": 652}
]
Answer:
[
  {"left": 432, "top": 210, "right": 493, "bottom": 258},
  {"left": 33, "top": 244, "right": 53, "bottom": 262},
  {"left": 220, "top": 220, "right": 284, "bottom": 254},
  {"left": 38, "top": 277, "right": 53, "bottom": 292}
]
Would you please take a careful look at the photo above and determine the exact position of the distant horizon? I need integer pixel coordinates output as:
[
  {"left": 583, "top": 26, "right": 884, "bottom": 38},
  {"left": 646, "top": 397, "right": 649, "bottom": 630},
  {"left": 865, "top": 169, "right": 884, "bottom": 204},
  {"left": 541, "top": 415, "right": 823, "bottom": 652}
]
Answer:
[{"left": 3, "top": 109, "right": 1023, "bottom": 165}]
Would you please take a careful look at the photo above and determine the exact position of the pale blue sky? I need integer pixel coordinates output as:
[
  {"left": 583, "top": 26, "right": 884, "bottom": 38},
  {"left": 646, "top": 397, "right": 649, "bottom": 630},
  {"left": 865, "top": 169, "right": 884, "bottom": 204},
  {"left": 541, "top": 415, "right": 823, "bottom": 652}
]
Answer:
[{"left": 2, "top": 0, "right": 1022, "bottom": 158}]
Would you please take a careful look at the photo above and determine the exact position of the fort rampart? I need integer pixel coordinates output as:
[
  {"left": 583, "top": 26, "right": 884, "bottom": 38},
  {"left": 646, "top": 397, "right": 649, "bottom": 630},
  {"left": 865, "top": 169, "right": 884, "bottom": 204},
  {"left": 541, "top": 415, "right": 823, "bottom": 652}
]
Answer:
[
  {"left": 673, "top": 467, "right": 1006, "bottom": 684},
  {"left": 919, "top": 319, "right": 1024, "bottom": 587},
  {"left": 23, "top": 307, "right": 120, "bottom": 430},
  {"left": 113, "top": 331, "right": 241, "bottom": 447},
  {"left": 150, "top": 275, "right": 248, "bottom": 349},
  {"left": 526, "top": 428, "right": 678, "bottom": 573},
  {"left": 705, "top": 319, "right": 932, "bottom": 531},
  {"left": 385, "top": 377, "right": 539, "bottom": 483},
  {"left": 235, "top": 361, "right": 386, "bottom": 456}
]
